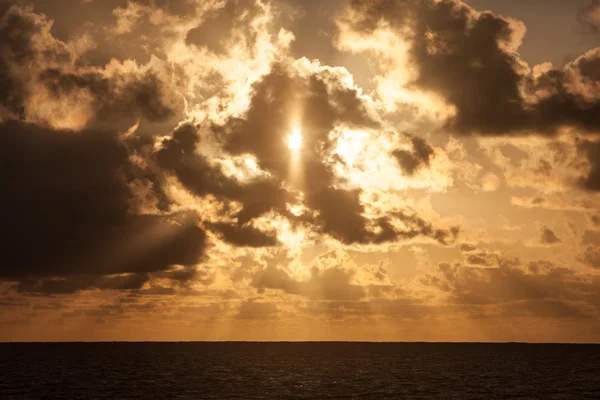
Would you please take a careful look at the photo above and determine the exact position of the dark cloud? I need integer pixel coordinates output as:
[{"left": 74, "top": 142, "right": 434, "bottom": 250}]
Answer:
[
  {"left": 392, "top": 135, "right": 434, "bottom": 175},
  {"left": 137, "top": 286, "right": 177, "bottom": 296},
  {"left": 15, "top": 274, "right": 150, "bottom": 295},
  {"left": 466, "top": 254, "right": 490, "bottom": 266},
  {"left": 214, "top": 64, "right": 458, "bottom": 245},
  {"left": 26, "top": 0, "right": 195, "bottom": 67},
  {"left": 579, "top": 246, "right": 600, "bottom": 269},
  {"left": 0, "top": 0, "right": 121, "bottom": 49},
  {"left": 578, "top": 0, "right": 600, "bottom": 33},
  {"left": 307, "top": 267, "right": 367, "bottom": 300},
  {"left": 154, "top": 123, "right": 289, "bottom": 246},
  {"left": 220, "top": 64, "right": 379, "bottom": 170},
  {"left": 0, "top": 4, "right": 67, "bottom": 117},
  {"left": 252, "top": 265, "right": 304, "bottom": 296},
  {"left": 530, "top": 50, "right": 600, "bottom": 134},
  {"left": 252, "top": 265, "right": 366, "bottom": 301},
  {"left": 579, "top": 229, "right": 600, "bottom": 269},
  {"left": 207, "top": 222, "right": 279, "bottom": 248},
  {"left": 582, "top": 229, "right": 600, "bottom": 246},
  {"left": 499, "top": 300, "right": 591, "bottom": 319},
  {"left": 236, "top": 300, "right": 279, "bottom": 320},
  {"left": 423, "top": 259, "right": 598, "bottom": 318},
  {"left": 305, "top": 188, "right": 387, "bottom": 244},
  {"left": 297, "top": 297, "right": 443, "bottom": 320},
  {"left": 411, "top": 0, "right": 530, "bottom": 134},
  {"left": 0, "top": 4, "right": 459, "bottom": 256},
  {"left": 152, "top": 264, "right": 214, "bottom": 287},
  {"left": 0, "top": 5, "right": 183, "bottom": 128},
  {"left": 89, "top": 0, "right": 202, "bottom": 66},
  {"left": 340, "top": 0, "right": 600, "bottom": 135},
  {"left": 39, "top": 67, "right": 181, "bottom": 123},
  {"left": 462, "top": 249, "right": 498, "bottom": 267},
  {"left": 186, "top": 0, "right": 263, "bottom": 54},
  {"left": 0, "top": 121, "right": 207, "bottom": 289},
  {"left": 540, "top": 226, "right": 562, "bottom": 245},
  {"left": 155, "top": 124, "right": 289, "bottom": 217},
  {"left": 0, "top": 0, "right": 199, "bottom": 37},
  {"left": 578, "top": 139, "right": 600, "bottom": 191},
  {"left": 459, "top": 243, "right": 476, "bottom": 252},
  {"left": 247, "top": 250, "right": 399, "bottom": 304}
]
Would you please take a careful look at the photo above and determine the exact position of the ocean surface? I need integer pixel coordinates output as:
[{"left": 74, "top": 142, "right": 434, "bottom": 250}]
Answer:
[{"left": 1, "top": 342, "right": 599, "bottom": 399}]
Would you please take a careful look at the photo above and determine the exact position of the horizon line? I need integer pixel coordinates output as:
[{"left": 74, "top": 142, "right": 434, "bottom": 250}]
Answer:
[{"left": 1, "top": 340, "right": 599, "bottom": 345}]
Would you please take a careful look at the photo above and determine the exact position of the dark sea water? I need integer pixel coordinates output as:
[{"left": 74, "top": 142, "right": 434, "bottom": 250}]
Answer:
[{"left": 1, "top": 342, "right": 599, "bottom": 399}]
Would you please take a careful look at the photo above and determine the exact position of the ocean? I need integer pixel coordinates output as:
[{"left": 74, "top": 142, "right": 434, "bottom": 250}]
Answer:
[{"left": 1, "top": 342, "right": 598, "bottom": 399}]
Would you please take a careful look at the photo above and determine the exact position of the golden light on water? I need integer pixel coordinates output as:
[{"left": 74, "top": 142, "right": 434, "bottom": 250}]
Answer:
[{"left": 288, "top": 128, "right": 303, "bottom": 150}]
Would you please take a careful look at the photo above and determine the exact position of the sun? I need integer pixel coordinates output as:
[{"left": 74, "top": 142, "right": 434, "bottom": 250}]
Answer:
[{"left": 288, "top": 128, "right": 302, "bottom": 150}]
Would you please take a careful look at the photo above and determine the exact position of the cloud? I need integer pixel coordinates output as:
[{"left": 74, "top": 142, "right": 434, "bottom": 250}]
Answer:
[
  {"left": 423, "top": 259, "right": 599, "bottom": 318},
  {"left": 15, "top": 273, "right": 150, "bottom": 295},
  {"left": 459, "top": 243, "right": 476, "bottom": 252},
  {"left": 336, "top": 0, "right": 600, "bottom": 135},
  {"left": 578, "top": 139, "right": 600, "bottom": 191},
  {"left": 236, "top": 300, "right": 279, "bottom": 320},
  {"left": 392, "top": 135, "right": 435, "bottom": 175},
  {"left": 152, "top": 107, "right": 456, "bottom": 248},
  {"left": 466, "top": 253, "right": 493, "bottom": 266},
  {"left": 252, "top": 265, "right": 367, "bottom": 301},
  {"left": 511, "top": 195, "right": 596, "bottom": 212},
  {"left": 0, "top": 120, "right": 207, "bottom": 291},
  {"left": 0, "top": 2, "right": 461, "bottom": 303},
  {"left": 3, "top": 0, "right": 598, "bottom": 341},
  {"left": 186, "top": 0, "right": 265, "bottom": 54},
  {"left": 207, "top": 222, "right": 279, "bottom": 247},
  {"left": 579, "top": 0, "right": 600, "bottom": 33},
  {"left": 540, "top": 226, "right": 562, "bottom": 245},
  {"left": 578, "top": 229, "right": 600, "bottom": 269},
  {"left": 579, "top": 246, "right": 600, "bottom": 269},
  {"left": 153, "top": 122, "right": 290, "bottom": 245},
  {"left": 499, "top": 300, "right": 591, "bottom": 319},
  {"left": 480, "top": 134, "right": 590, "bottom": 194},
  {"left": 0, "top": 5, "right": 184, "bottom": 130},
  {"left": 213, "top": 61, "right": 457, "bottom": 245},
  {"left": 250, "top": 249, "right": 391, "bottom": 301}
]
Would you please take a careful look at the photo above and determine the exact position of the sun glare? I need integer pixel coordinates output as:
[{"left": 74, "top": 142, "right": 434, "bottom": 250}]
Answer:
[{"left": 288, "top": 128, "right": 303, "bottom": 150}]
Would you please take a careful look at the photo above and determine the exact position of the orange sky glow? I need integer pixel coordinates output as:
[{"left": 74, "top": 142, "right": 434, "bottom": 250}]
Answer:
[{"left": 0, "top": 0, "right": 600, "bottom": 342}]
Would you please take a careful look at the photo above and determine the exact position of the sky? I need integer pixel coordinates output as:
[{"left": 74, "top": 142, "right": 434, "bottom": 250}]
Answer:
[{"left": 0, "top": 0, "right": 599, "bottom": 342}]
